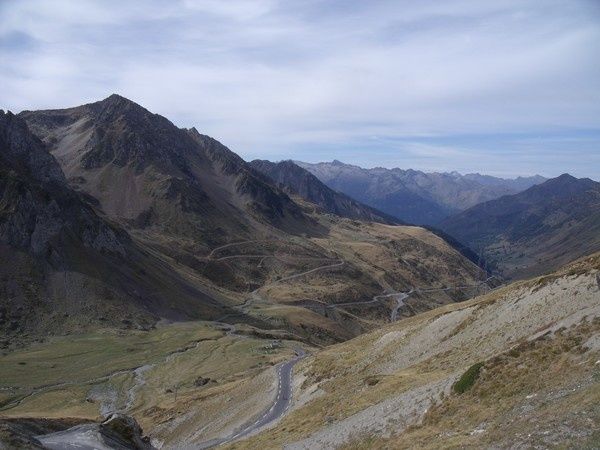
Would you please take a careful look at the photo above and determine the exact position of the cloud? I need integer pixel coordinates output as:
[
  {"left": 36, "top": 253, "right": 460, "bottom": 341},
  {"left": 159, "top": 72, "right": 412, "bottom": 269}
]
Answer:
[{"left": 1, "top": 0, "right": 599, "bottom": 177}]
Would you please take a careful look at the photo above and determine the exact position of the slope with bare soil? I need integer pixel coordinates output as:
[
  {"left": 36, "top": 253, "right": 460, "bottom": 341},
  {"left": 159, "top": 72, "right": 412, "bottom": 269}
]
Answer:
[
  {"left": 0, "top": 111, "right": 236, "bottom": 344},
  {"left": 227, "top": 252, "right": 600, "bottom": 449}
]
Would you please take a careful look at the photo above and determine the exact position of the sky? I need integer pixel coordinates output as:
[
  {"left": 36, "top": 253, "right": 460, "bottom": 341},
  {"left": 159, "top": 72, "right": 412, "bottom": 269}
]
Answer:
[{"left": 1, "top": 0, "right": 599, "bottom": 178}]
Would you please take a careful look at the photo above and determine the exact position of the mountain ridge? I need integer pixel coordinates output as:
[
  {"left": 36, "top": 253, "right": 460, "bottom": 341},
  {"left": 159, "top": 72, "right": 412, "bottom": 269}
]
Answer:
[
  {"left": 296, "top": 159, "right": 546, "bottom": 224},
  {"left": 249, "top": 159, "right": 402, "bottom": 225},
  {"left": 439, "top": 173, "right": 600, "bottom": 278},
  {"left": 19, "top": 95, "right": 323, "bottom": 249},
  {"left": 0, "top": 110, "right": 235, "bottom": 340}
]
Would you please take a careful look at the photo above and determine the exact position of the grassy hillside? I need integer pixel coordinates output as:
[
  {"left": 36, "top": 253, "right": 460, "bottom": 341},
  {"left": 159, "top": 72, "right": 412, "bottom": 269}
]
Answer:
[{"left": 0, "top": 321, "right": 302, "bottom": 446}]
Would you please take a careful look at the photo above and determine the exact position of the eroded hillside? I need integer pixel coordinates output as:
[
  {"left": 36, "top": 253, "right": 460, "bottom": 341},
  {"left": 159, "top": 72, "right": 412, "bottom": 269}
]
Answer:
[{"left": 228, "top": 252, "right": 600, "bottom": 449}]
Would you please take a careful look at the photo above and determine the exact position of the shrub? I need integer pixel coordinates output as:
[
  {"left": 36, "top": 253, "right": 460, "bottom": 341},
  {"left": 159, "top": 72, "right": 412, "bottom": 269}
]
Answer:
[
  {"left": 453, "top": 362, "right": 484, "bottom": 394},
  {"left": 507, "top": 348, "right": 521, "bottom": 358}
]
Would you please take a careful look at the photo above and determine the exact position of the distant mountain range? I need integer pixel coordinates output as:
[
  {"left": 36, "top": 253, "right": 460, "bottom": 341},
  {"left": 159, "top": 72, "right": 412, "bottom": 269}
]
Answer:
[
  {"left": 439, "top": 174, "right": 600, "bottom": 278},
  {"left": 249, "top": 159, "right": 401, "bottom": 225},
  {"left": 296, "top": 160, "right": 546, "bottom": 225},
  {"left": 259, "top": 159, "right": 600, "bottom": 280}
]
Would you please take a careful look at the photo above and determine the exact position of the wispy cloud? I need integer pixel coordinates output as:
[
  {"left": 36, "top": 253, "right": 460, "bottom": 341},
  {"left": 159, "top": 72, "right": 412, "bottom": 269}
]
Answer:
[{"left": 1, "top": 0, "right": 599, "bottom": 177}]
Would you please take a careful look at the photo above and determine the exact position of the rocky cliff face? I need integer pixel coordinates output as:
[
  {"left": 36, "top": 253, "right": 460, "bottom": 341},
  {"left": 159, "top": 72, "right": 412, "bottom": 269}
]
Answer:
[
  {"left": 0, "top": 111, "right": 233, "bottom": 341},
  {"left": 0, "top": 110, "right": 128, "bottom": 262}
]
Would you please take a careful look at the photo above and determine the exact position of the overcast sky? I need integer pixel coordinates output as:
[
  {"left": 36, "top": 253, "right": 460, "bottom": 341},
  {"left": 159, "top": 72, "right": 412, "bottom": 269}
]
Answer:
[{"left": 1, "top": 0, "right": 599, "bottom": 178}]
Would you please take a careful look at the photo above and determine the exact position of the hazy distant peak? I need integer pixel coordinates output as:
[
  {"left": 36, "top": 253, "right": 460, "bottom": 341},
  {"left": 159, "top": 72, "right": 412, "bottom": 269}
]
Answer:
[
  {"left": 556, "top": 173, "right": 577, "bottom": 181},
  {"left": 295, "top": 159, "right": 550, "bottom": 225},
  {"left": 531, "top": 173, "right": 596, "bottom": 193}
]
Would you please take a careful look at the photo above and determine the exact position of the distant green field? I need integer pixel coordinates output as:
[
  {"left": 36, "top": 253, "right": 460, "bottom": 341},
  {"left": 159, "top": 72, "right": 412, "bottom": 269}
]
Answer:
[{"left": 0, "top": 322, "right": 222, "bottom": 390}]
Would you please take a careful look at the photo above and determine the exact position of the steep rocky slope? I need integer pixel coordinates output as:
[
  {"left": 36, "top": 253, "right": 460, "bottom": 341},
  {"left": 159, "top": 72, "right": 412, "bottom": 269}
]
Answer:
[
  {"left": 440, "top": 174, "right": 600, "bottom": 279},
  {"left": 230, "top": 252, "right": 600, "bottom": 449},
  {"left": 249, "top": 159, "right": 400, "bottom": 224},
  {"left": 0, "top": 110, "right": 234, "bottom": 341},
  {"left": 19, "top": 95, "right": 321, "bottom": 252},
  {"left": 297, "top": 160, "right": 545, "bottom": 225}
]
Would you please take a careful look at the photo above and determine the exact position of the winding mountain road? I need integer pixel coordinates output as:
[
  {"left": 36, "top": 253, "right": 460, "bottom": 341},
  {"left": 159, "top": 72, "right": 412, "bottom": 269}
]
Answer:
[
  {"left": 327, "top": 276, "right": 497, "bottom": 322},
  {"left": 197, "top": 348, "right": 307, "bottom": 449},
  {"left": 34, "top": 241, "right": 497, "bottom": 449},
  {"left": 271, "top": 259, "right": 344, "bottom": 284},
  {"left": 208, "top": 240, "right": 267, "bottom": 258}
]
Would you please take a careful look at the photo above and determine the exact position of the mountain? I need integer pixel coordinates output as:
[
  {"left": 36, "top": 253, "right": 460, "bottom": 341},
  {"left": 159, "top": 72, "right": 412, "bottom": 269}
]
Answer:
[
  {"left": 439, "top": 174, "right": 600, "bottom": 278},
  {"left": 0, "top": 110, "right": 233, "bottom": 341},
  {"left": 250, "top": 159, "right": 486, "bottom": 269},
  {"left": 296, "top": 160, "right": 545, "bottom": 225},
  {"left": 6, "top": 95, "right": 493, "bottom": 346},
  {"left": 463, "top": 172, "right": 547, "bottom": 191},
  {"left": 249, "top": 159, "right": 401, "bottom": 225},
  {"left": 19, "top": 95, "right": 321, "bottom": 252},
  {"left": 9, "top": 97, "right": 578, "bottom": 449}
]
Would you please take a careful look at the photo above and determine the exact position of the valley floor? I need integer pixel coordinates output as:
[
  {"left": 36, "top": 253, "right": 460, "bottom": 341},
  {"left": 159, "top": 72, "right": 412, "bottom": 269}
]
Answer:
[{"left": 0, "top": 321, "right": 304, "bottom": 447}]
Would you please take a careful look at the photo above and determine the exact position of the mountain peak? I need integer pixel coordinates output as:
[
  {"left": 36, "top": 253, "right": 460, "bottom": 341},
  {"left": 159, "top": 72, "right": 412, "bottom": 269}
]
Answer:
[
  {"left": 101, "top": 93, "right": 135, "bottom": 105},
  {"left": 540, "top": 173, "right": 586, "bottom": 188},
  {"left": 93, "top": 93, "right": 147, "bottom": 114},
  {"left": 555, "top": 173, "right": 577, "bottom": 181}
]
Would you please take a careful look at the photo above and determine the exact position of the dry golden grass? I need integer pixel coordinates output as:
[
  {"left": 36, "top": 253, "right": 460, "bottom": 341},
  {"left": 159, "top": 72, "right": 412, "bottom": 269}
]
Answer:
[
  {"left": 342, "top": 318, "right": 600, "bottom": 449},
  {"left": 228, "top": 252, "right": 600, "bottom": 449}
]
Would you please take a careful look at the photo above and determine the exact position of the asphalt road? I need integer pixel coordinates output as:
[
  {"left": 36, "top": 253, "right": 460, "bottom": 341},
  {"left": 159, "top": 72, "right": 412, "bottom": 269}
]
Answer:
[
  {"left": 233, "top": 348, "right": 306, "bottom": 440},
  {"left": 34, "top": 336, "right": 305, "bottom": 450},
  {"left": 197, "top": 348, "right": 307, "bottom": 449}
]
